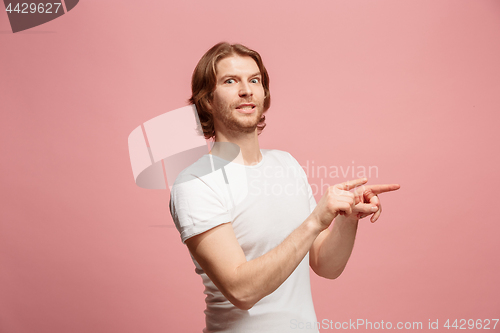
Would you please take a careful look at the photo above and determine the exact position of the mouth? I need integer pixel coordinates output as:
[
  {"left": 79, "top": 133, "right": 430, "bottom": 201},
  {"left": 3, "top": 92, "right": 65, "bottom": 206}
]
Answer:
[{"left": 236, "top": 104, "right": 256, "bottom": 114}]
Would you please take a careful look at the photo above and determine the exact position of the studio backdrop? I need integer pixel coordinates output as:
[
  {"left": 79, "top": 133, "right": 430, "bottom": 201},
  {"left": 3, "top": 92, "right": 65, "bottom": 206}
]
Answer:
[{"left": 1, "top": 0, "right": 499, "bottom": 332}]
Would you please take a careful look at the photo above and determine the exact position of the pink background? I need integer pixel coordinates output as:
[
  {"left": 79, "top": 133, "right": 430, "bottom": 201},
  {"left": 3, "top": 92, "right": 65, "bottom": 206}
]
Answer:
[{"left": 1, "top": 0, "right": 499, "bottom": 332}]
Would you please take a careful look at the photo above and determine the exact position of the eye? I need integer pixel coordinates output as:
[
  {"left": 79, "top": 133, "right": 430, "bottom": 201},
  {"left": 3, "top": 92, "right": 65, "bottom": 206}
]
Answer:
[
  {"left": 225, "top": 78, "right": 236, "bottom": 84},
  {"left": 250, "top": 78, "right": 260, "bottom": 84}
]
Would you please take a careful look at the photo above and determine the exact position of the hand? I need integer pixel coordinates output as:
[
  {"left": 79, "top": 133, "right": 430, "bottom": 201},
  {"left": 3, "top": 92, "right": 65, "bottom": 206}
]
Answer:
[
  {"left": 312, "top": 178, "right": 379, "bottom": 230},
  {"left": 351, "top": 182, "right": 401, "bottom": 222}
]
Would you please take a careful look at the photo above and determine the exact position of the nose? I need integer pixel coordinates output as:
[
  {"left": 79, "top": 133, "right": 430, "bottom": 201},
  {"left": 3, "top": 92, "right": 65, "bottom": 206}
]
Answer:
[{"left": 239, "top": 81, "right": 253, "bottom": 97}]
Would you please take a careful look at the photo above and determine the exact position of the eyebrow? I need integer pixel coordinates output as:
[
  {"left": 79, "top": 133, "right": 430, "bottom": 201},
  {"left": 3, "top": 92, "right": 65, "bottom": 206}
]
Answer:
[{"left": 219, "top": 72, "right": 262, "bottom": 81}]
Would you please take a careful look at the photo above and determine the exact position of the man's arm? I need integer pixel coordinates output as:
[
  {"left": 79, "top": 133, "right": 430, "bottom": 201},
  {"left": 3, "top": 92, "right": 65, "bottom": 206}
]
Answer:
[
  {"left": 185, "top": 178, "right": 372, "bottom": 310},
  {"left": 309, "top": 183, "right": 400, "bottom": 279},
  {"left": 186, "top": 215, "right": 323, "bottom": 311},
  {"left": 309, "top": 215, "right": 360, "bottom": 279}
]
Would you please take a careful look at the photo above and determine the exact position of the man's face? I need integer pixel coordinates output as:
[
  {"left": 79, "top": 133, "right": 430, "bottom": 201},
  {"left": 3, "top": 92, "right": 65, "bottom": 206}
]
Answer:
[{"left": 210, "top": 55, "right": 265, "bottom": 136}]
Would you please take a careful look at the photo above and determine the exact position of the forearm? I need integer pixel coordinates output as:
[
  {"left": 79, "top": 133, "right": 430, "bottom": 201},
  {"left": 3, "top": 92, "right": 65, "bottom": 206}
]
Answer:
[
  {"left": 230, "top": 216, "right": 323, "bottom": 309},
  {"left": 311, "top": 215, "right": 359, "bottom": 279}
]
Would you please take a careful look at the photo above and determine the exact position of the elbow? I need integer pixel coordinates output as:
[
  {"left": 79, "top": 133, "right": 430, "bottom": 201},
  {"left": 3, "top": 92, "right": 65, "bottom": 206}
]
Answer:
[
  {"left": 231, "top": 299, "right": 255, "bottom": 311},
  {"left": 214, "top": 269, "right": 265, "bottom": 310},
  {"left": 322, "top": 270, "right": 343, "bottom": 280},
  {"left": 225, "top": 289, "right": 258, "bottom": 311},
  {"left": 312, "top": 265, "right": 346, "bottom": 280}
]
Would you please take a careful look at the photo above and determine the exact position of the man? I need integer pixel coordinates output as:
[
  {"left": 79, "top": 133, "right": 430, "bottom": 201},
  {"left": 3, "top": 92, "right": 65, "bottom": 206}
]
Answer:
[{"left": 169, "top": 42, "right": 400, "bottom": 332}]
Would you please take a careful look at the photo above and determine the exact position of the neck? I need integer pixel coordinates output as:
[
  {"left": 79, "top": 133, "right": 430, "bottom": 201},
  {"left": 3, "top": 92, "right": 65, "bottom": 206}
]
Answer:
[{"left": 210, "top": 129, "right": 262, "bottom": 166}]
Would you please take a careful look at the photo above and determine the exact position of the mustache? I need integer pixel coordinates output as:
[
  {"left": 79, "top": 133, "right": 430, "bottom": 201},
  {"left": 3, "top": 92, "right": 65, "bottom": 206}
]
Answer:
[{"left": 231, "top": 100, "right": 263, "bottom": 108}]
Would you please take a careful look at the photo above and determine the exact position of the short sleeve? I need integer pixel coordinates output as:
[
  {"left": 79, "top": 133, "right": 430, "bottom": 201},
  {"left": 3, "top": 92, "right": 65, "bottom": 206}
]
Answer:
[{"left": 169, "top": 172, "right": 232, "bottom": 244}]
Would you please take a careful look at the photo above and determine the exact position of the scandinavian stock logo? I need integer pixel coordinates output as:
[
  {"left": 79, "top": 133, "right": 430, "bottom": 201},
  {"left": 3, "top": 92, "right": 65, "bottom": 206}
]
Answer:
[{"left": 3, "top": 0, "right": 78, "bottom": 33}]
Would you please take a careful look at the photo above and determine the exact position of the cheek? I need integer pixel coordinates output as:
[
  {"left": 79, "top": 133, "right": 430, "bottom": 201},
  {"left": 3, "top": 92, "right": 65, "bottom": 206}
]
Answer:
[
  {"left": 211, "top": 93, "right": 224, "bottom": 108},
  {"left": 257, "top": 87, "right": 266, "bottom": 100},
  {"left": 213, "top": 89, "right": 232, "bottom": 104}
]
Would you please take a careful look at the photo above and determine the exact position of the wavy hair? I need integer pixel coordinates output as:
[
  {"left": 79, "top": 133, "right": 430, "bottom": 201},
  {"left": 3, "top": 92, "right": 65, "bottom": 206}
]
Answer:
[{"left": 188, "top": 42, "right": 271, "bottom": 140}]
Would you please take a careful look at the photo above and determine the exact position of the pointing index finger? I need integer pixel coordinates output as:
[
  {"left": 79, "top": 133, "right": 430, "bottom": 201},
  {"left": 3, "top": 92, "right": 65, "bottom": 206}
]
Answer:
[{"left": 364, "top": 184, "right": 401, "bottom": 195}]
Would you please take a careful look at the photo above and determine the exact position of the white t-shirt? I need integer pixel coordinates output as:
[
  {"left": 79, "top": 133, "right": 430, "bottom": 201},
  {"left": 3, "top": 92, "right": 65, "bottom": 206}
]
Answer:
[{"left": 169, "top": 149, "right": 319, "bottom": 332}]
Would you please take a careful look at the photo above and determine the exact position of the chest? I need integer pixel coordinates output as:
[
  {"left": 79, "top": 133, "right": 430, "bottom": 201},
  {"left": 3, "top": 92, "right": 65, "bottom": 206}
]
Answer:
[{"left": 227, "top": 166, "right": 311, "bottom": 260}]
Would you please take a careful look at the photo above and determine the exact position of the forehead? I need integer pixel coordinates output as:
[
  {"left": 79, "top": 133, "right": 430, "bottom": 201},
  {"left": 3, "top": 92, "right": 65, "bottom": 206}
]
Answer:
[{"left": 215, "top": 55, "right": 260, "bottom": 77}]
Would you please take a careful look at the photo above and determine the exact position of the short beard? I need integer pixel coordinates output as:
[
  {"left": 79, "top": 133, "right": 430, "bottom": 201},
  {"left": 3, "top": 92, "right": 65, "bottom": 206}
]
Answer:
[{"left": 212, "top": 101, "right": 264, "bottom": 135}]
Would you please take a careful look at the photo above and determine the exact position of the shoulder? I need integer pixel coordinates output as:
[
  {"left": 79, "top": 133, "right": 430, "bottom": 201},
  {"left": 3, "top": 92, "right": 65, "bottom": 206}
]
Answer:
[
  {"left": 170, "top": 154, "right": 228, "bottom": 199},
  {"left": 169, "top": 155, "right": 233, "bottom": 243}
]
